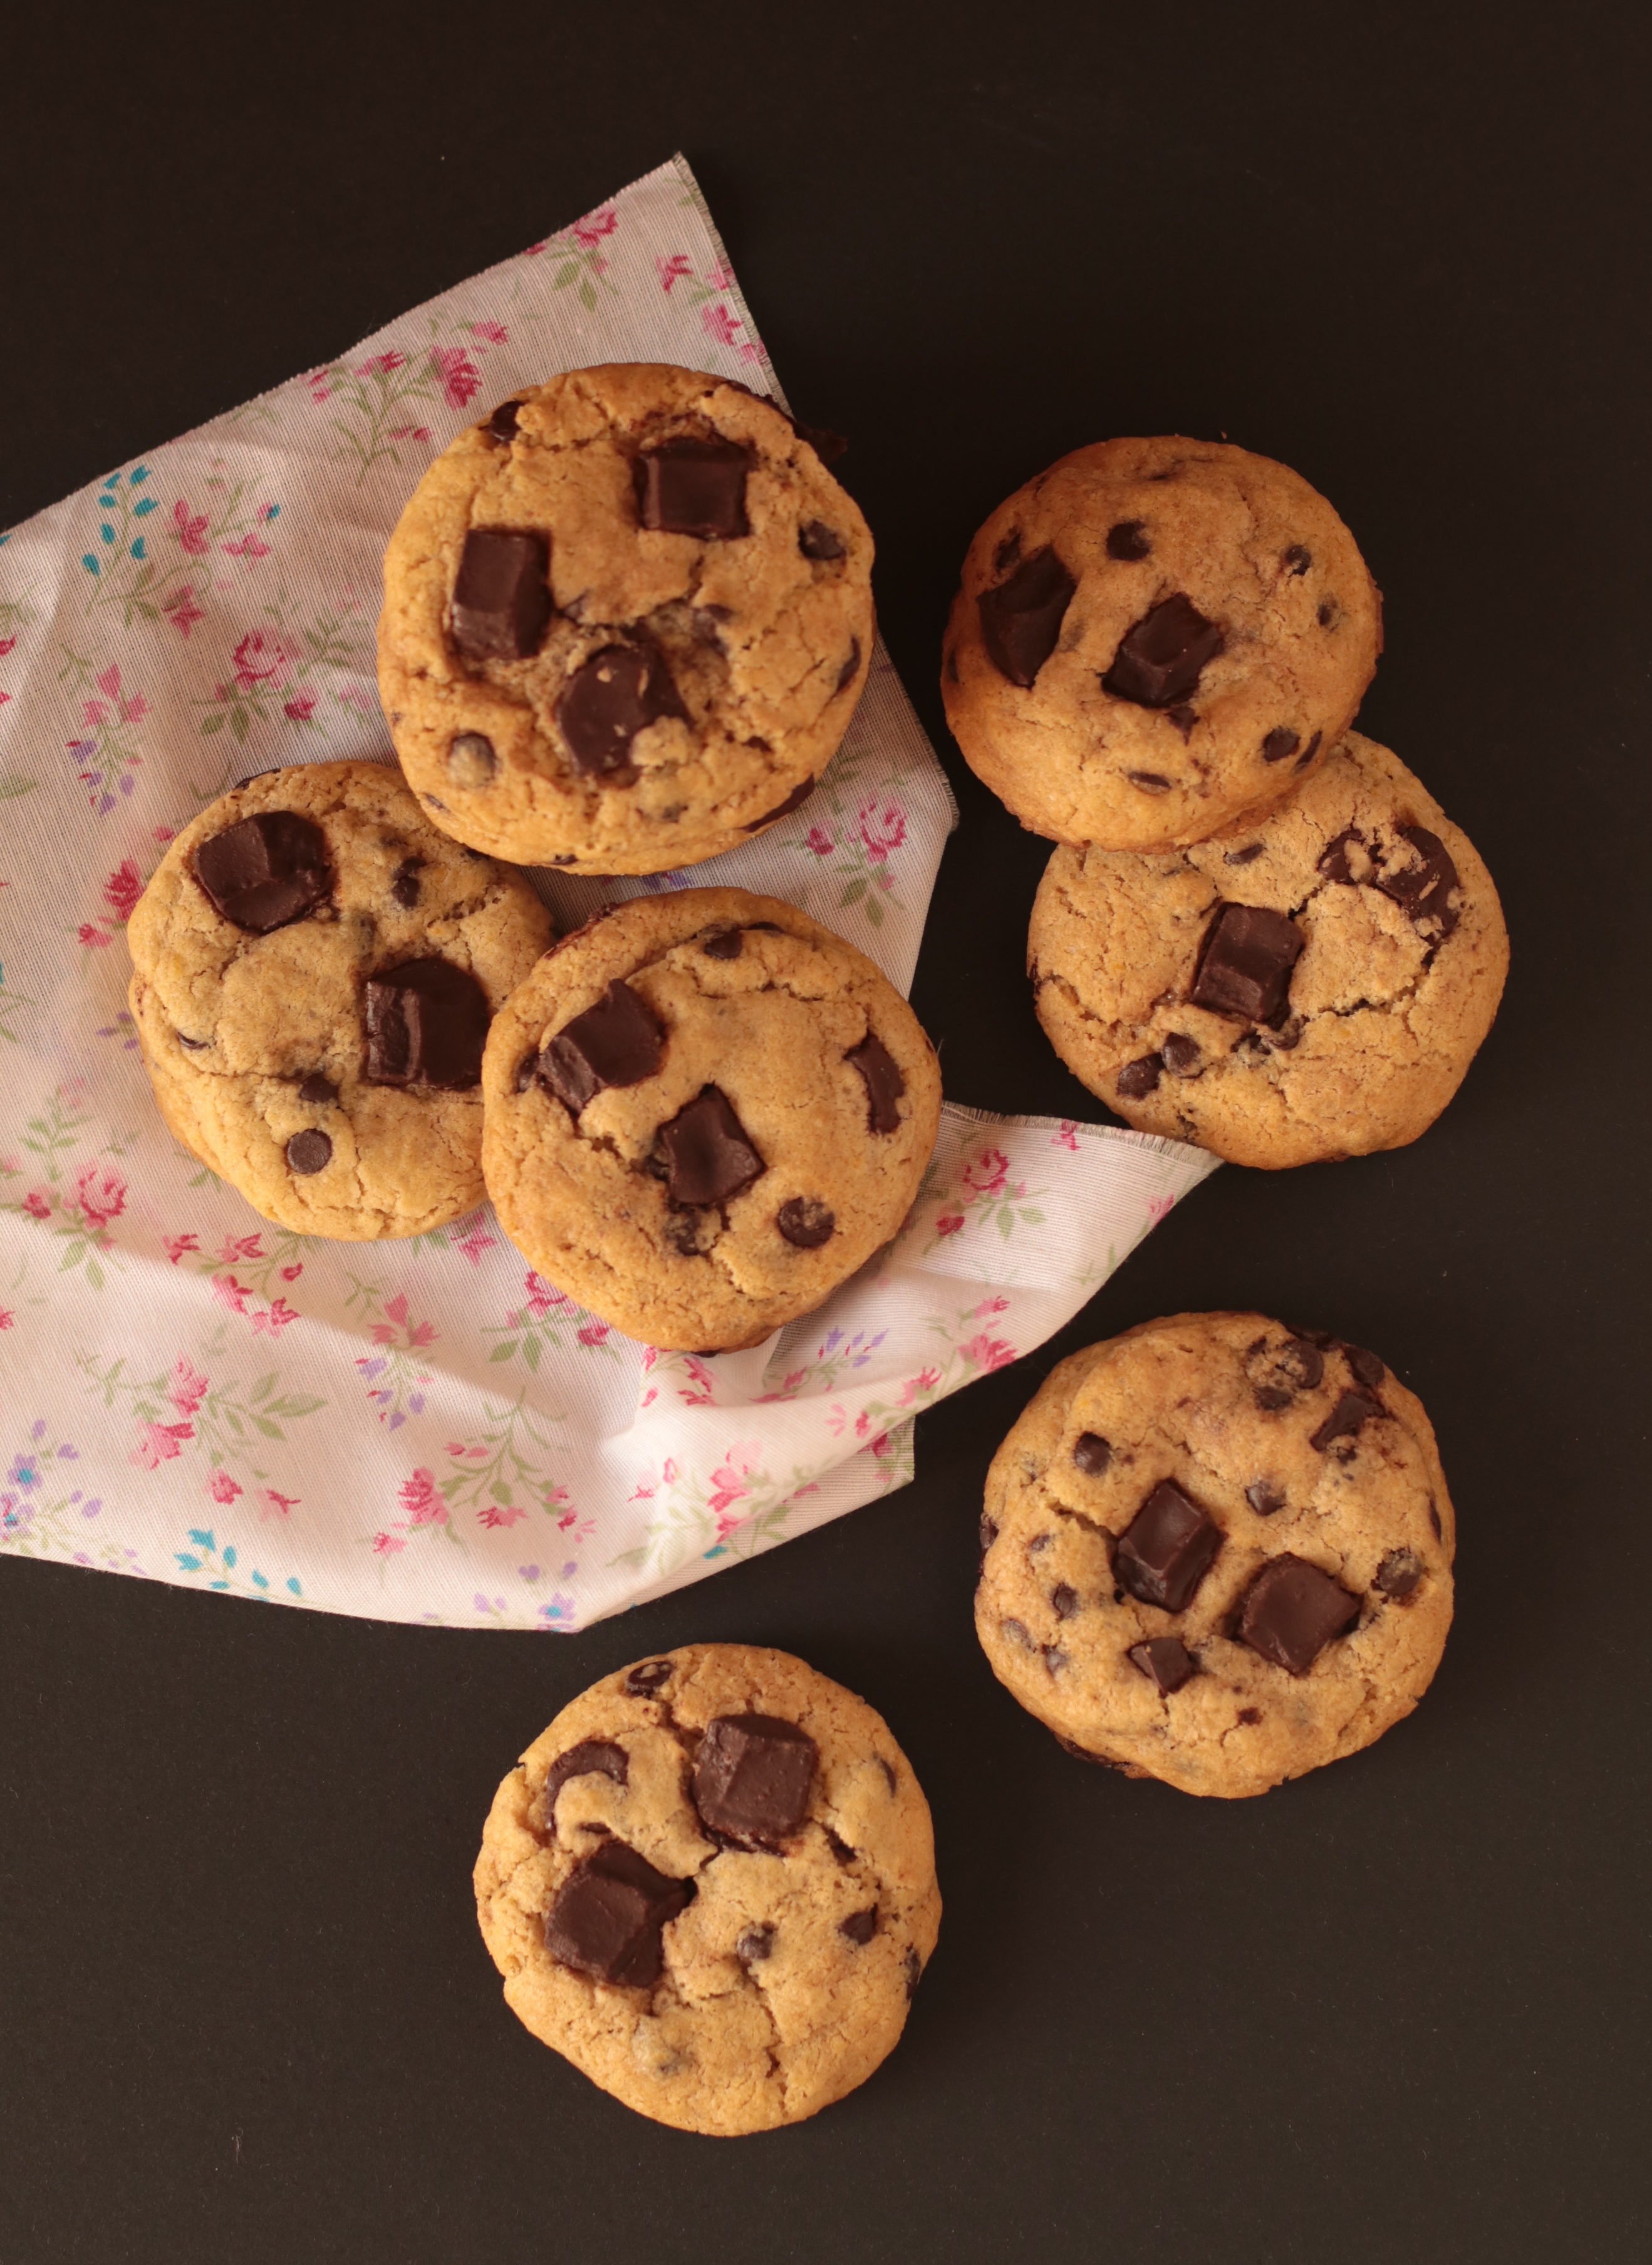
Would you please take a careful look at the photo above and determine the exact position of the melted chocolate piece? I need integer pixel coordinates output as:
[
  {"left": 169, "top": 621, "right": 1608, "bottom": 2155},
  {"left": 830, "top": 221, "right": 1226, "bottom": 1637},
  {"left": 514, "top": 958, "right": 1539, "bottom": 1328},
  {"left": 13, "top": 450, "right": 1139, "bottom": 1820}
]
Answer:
[
  {"left": 177, "top": 1033, "right": 210, "bottom": 1050},
  {"left": 194, "top": 811, "right": 331, "bottom": 934},
  {"left": 1116, "top": 1052, "right": 1163, "bottom": 1098},
  {"left": 1375, "top": 824, "right": 1460, "bottom": 939},
  {"left": 737, "top": 1924, "right": 775, "bottom": 1964},
  {"left": 1225, "top": 843, "right": 1264, "bottom": 867},
  {"left": 777, "top": 1197, "right": 835, "bottom": 1249},
  {"left": 744, "top": 776, "right": 816, "bottom": 830},
  {"left": 1051, "top": 1582, "right": 1079, "bottom": 1620},
  {"left": 539, "top": 981, "right": 666, "bottom": 1115},
  {"left": 1283, "top": 544, "right": 1312, "bottom": 575},
  {"left": 363, "top": 959, "right": 491, "bottom": 1089},
  {"left": 1161, "top": 1033, "right": 1201, "bottom": 1075},
  {"left": 1166, "top": 705, "right": 1197, "bottom": 741},
  {"left": 692, "top": 1714, "right": 817, "bottom": 1845},
  {"left": 701, "top": 927, "right": 744, "bottom": 959},
  {"left": 448, "top": 732, "right": 496, "bottom": 788},
  {"left": 1248, "top": 1331, "right": 1325, "bottom": 1411},
  {"left": 1073, "top": 1432, "right": 1113, "bottom": 1476},
  {"left": 1237, "top": 1556, "right": 1361, "bottom": 1674},
  {"left": 1344, "top": 1344, "right": 1386, "bottom": 1388},
  {"left": 1428, "top": 1503, "right": 1443, "bottom": 1540},
  {"left": 657, "top": 1086, "right": 765, "bottom": 1206},
  {"left": 543, "top": 1840, "right": 694, "bottom": 1987},
  {"left": 1103, "top": 593, "right": 1225, "bottom": 708},
  {"left": 1128, "top": 770, "right": 1171, "bottom": 793},
  {"left": 834, "top": 638, "right": 863, "bottom": 694},
  {"left": 1317, "top": 826, "right": 1364, "bottom": 883},
  {"left": 1317, "top": 600, "right": 1337, "bottom": 627},
  {"left": 543, "top": 1739, "right": 630, "bottom": 1814},
  {"left": 390, "top": 857, "right": 422, "bottom": 908},
  {"left": 846, "top": 1032, "right": 905, "bottom": 1133},
  {"left": 1295, "top": 730, "right": 1322, "bottom": 771},
  {"left": 1310, "top": 1388, "right": 1384, "bottom": 1454},
  {"left": 1106, "top": 519, "right": 1151, "bottom": 561},
  {"left": 285, "top": 1129, "right": 331, "bottom": 1175},
  {"left": 450, "top": 529, "right": 551, "bottom": 662},
  {"left": 298, "top": 1073, "right": 337, "bottom": 1105},
  {"left": 623, "top": 1660, "right": 674, "bottom": 1699},
  {"left": 977, "top": 546, "right": 1076, "bottom": 688},
  {"left": 634, "top": 435, "right": 751, "bottom": 538},
  {"left": 799, "top": 519, "right": 846, "bottom": 562},
  {"left": 1116, "top": 1478, "right": 1222, "bottom": 1613},
  {"left": 556, "top": 643, "right": 687, "bottom": 781},
  {"left": 1374, "top": 1549, "right": 1423, "bottom": 1598},
  {"left": 1128, "top": 1636, "right": 1196, "bottom": 1694},
  {"left": 1190, "top": 902, "right": 1305, "bottom": 1024},
  {"left": 484, "top": 397, "right": 523, "bottom": 443},
  {"left": 1262, "top": 726, "right": 1300, "bottom": 764},
  {"left": 1246, "top": 1481, "right": 1286, "bottom": 1516},
  {"left": 839, "top": 1907, "right": 878, "bottom": 1945}
]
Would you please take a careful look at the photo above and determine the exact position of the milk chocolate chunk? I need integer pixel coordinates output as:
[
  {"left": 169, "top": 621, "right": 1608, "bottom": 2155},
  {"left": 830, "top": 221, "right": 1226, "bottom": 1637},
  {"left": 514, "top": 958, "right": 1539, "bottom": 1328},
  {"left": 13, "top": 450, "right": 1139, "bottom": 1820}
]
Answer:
[
  {"left": 363, "top": 959, "right": 491, "bottom": 1089},
  {"left": 1103, "top": 593, "right": 1225, "bottom": 708},
  {"left": 1115, "top": 1478, "right": 1222, "bottom": 1613},
  {"left": 1374, "top": 1549, "right": 1423, "bottom": 1598},
  {"left": 777, "top": 1197, "right": 835, "bottom": 1249},
  {"left": 543, "top": 1840, "right": 694, "bottom": 1987},
  {"left": 543, "top": 1739, "right": 630, "bottom": 1815},
  {"left": 284, "top": 1129, "right": 331, "bottom": 1175},
  {"left": 691, "top": 1714, "right": 817, "bottom": 1846},
  {"left": 450, "top": 529, "right": 551, "bottom": 662},
  {"left": 447, "top": 731, "right": 497, "bottom": 788},
  {"left": 540, "top": 980, "right": 665, "bottom": 1115},
  {"left": 194, "top": 811, "right": 331, "bottom": 933},
  {"left": 557, "top": 643, "right": 687, "bottom": 781},
  {"left": 1116, "top": 1052, "right": 1163, "bottom": 1098},
  {"left": 799, "top": 519, "right": 846, "bottom": 561},
  {"left": 978, "top": 545, "right": 1076, "bottom": 688},
  {"left": 1262, "top": 726, "right": 1300, "bottom": 764},
  {"left": 1190, "top": 902, "right": 1305, "bottom": 1024},
  {"left": 634, "top": 435, "right": 751, "bottom": 538},
  {"left": 1127, "top": 1636, "right": 1197, "bottom": 1694},
  {"left": 298, "top": 1073, "right": 337, "bottom": 1105},
  {"left": 839, "top": 1907, "right": 878, "bottom": 1945},
  {"left": 1376, "top": 824, "right": 1460, "bottom": 939},
  {"left": 623, "top": 1660, "right": 674, "bottom": 1699},
  {"left": 744, "top": 776, "right": 816, "bottom": 830},
  {"left": 1310, "top": 1388, "right": 1384, "bottom": 1454},
  {"left": 1106, "top": 519, "right": 1151, "bottom": 561},
  {"left": 657, "top": 1086, "right": 765, "bottom": 1206},
  {"left": 1237, "top": 1555, "right": 1361, "bottom": 1674},
  {"left": 1073, "top": 1432, "right": 1113, "bottom": 1476},
  {"left": 846, "top": 1033, "right": 905, "bottom": 1133}
]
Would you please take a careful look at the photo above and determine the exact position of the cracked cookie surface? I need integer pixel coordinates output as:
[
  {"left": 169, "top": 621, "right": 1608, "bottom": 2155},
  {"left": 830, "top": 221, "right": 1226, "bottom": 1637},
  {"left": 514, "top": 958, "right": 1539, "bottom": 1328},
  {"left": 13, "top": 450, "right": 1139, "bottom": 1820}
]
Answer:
[
  {"left": 378, "top": 363, "right": 873, "bottom": 874},
  {"left": 480, "top": 886, "right": 942, "bottom": 1350},
  {"left": 126, "top": 759, "right": 551, "bottom": 1238},
  {"left": 942, "top": 435, "right": 1381, "bottom": 850},
  {"left": 977, "top": 1312, "right": 1456, "bottom": 1799},
  {"left": 1029, "top": 731, "right": 1509, "bottom": 1167},
  {"left": 473, "top": 1643, "right": 941, "bottom": 2135}
]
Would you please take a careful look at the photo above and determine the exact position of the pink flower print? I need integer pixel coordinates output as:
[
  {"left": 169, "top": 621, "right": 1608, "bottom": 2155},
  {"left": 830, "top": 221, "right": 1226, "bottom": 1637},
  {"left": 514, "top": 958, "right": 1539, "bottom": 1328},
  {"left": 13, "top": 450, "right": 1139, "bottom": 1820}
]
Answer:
[
  {"left": 897, "top": 1365, "right": 943, "bottom": 1406},
  {"left": 960, "top": 1333, "right": 1017, "bottom": 1374},
  {"left": 398, "top": 1467, "right": 447, "bottom": 1527},
  {"left": 707, "top": 1442, "right": 761, "bottom": 1523},
  {"left": 577, "top": 1321, "right": 610, "bottom": 1350},
  {"left": 162, "top": 1234, "right": 199, "bottom": 1264},
  {"left": 1146, "top": 1195, "right": 1175, "bottom": 1227},
  {"left": 261, "top": 1489, "right": 299, "bottom": 1520},
  {"left": 358, "top": 350, "right": 406, "bottom": 376},
  {"left": 470, "top": 320, "right": 509, "bottom": 345},
  {"left": 103, "top": 859, "right": 143, "bottom": 924},
  {"left": 480, "top": 1504, "right": 527, "bottom": 1528},
  {"left": 0, "top": 637, "right": 14, "bottom": 657},
  {"left": 962, "top": 1147, "right": 1010, "bottom": 1200},
  {"left": 304, "top": 367, "right": 335, "bottom": 402},
  {"left": 232, "top": 630, "right": 294, "bottom": 692},
  {"left": 572, "top": 206, "right": 618, "bottom": 247},
  {"left": 163, "top": 585, "right": 205, "bottom": 639},
  {"left": 21, "top": 1189, "right": 51, "bottom": 1221},
  {"left": 974, "top": 1295, "right": 1010, "bottom": 1320},
  {"left": 206, "top": 1469, "right": 242, "bottom": 1504},
  {"left": 934, "top": 1212, "right": 964, "bottom": 1237},
  {"left": 700, "top": 303, "right": 743, "bottom": 351},
  {"left": 655, "top": 253, "right": 692, "bottom": 293},
  {"left": 279, "top": 1264, "right": 303, "bottom": 1282},
  {"left": 521, "top": 1269, "right": 566, "bottom": 1317},
  {"left": 174, "top": 500, "right": 209, "bottom": 555},
  {"left": 0, "top": 1311, "right": 13, "bottom": 1331},
  {"left": 77, "top": 925, "right": 111, "bottom": 950},
  {"left": 1052, "top": 1120, "right": 1079, "bottom": 1151},
  {"left": 452, "top": 1222, "right": 496, "bottom": 1266},
  {"left": 252, "top": 1298, "right": 298, "bottom": 1335},
  {"left": 857, "top": 798, "right": 907, "bottom": 864},
  {"left": 804, "top": 824, "right": 836, "bottom": 858},
  {"left": 283, "top": 692, "right": 316, "bottom": 723},
  {"left": 388, "top": 424, "right": 432, "bottom": 444},
  {"left": 221, "top": 532, "right": 270, "bottom": 560},
  {"left": 73, "top": 1161, "right": 127, "bottom": 1232},
  {"left": 870, "top": 1432, "right": 892, "bottom": 1459},
  {"left": 219, "top": 1234, "right": 264, "bottom": 1264},
  {"left": 431, "top": 345, "right": 481, "bottom": 409},
  {"left": 371, "top": 1531, "right": 405, "bottom": 1556},
  {"left": 168, "top": 1358, "right": 209, "bottom": 1417},
  {"left": 132, "top": 1419, "right": 193, "bottom": 1469},
  {"left": 211, "top": 1274, "right": 252, "bottom": 1317}
]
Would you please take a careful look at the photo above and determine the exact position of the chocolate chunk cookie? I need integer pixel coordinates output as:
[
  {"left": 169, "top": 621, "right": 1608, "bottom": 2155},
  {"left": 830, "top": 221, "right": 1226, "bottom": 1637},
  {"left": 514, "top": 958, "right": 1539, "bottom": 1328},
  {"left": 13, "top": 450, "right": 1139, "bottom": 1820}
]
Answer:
[
  {"left": 127, "top": 761, "right": 551, "bottom": 1237},
  {"left": 378, "top": 365, "right": 873, "bottom": 874},
  {"left": 1029, "top": 731, "right": 1508, "bottom": 1167},
  {"left": 480, "top": 887, "right": 941, "bottom": 1350},
  {"left": 977, "top": 1313, "right": 1456, "bottom": 1798},
  {"left": 473, "top": 1644, "right": 942, "bottom": 2134},
  {"left": 942, "top": 436, "right": 1382, "bottom": 850}
]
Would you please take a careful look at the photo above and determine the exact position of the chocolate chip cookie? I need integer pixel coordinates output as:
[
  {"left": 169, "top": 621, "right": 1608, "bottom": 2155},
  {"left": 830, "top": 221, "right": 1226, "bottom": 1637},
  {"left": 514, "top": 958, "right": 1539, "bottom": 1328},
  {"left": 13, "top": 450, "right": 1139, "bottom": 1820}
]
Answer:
[
  {"left": 479, "top": 887, "right": 942, "bottom": 1350},
  {"left": 127, "top": 760, "right": 551, "bottom": 1237},
  {"left": 942, "top": 435, "right": 1382, "bottom": 850},
  {"left": 378, "top": 364, "right": 873, "bottom": 875},
  {"left": 1029, "top": 731, "right": 1508, "bottom": 1167},
  {"left": 474, "top": 1644, "right": 942, "bottom": 2135},
  {"left": 977, "top": 1312, "right": 1456, "bottom": 1799}
]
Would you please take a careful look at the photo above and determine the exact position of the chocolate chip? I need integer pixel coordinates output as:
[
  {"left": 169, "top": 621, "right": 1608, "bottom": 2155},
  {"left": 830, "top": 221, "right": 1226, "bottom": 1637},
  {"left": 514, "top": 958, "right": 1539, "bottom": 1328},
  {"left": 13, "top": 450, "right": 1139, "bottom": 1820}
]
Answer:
[
  {"left": 1106, "top": 519, "right": 1151, "bottom": 561},
  {"left": 177, "top": 1033, "right": 210, "bottom": 1050},
  {"left": 1246, "top": 1481, "right": 1286, "bottom": 1516},
  {"left": 623, "top": 1660, "right": 674, "bottom": 1698},
  {"left": 450, "top": 529, "right": 551, "bottom": 663},
  {"left": 1127, "top": 771, "right": 1172, "bottom": 792},
  {"left": 543, "top": 1739, "right": 630, "bottom": 1814},
  {"left": 799, "top": 519, "right": 846, "bottom": 562},
  {"left": 978, "top": 545, "right": 1076, "bottom": 688},
  {"left": 980, "top": 1511, "right": 999, "bottom": 1556},
  {"left": 839, "top": 1907, "right": 878, "bottom": 1946},
  {"left": 543, "top": 1840, "right": 694, "bottom": 1987},
  {"left": 1001, "top": 1617, "right": 1034, "bottom": 1649},
  {"left": 539, "top": 980, "right": 667, "bottom": 1115},
  {"left": 834, "top": 638, "right": 862, "bottom": 695},
  {"left": 1237, "top": 1556, "right": 1361, "bottom": 1674},
  {"left": 1103, "top": 593, "right": 1225, "bottom": 708},
  {"left": 1344, "top": 1344, "right": 1386, "bottom": 1388},
  {"left": 743, "top": 776, "right": 816, "bottom": 830},
  {"left": 692, "top": 1714, "right": 817, "bottom": 1846},
  {"left": 634, "top": 435, "right": 751, "bottom": 538},
  {"left": 514, "top": 1053, "right": 538, "bottom": 1093},
  {"left": 1116, "top": 1052, "right": 1163, "bottom": 1098},
  {"left": 1317, "top": 827, "right": 1364, "bottom": 883},
  {"left": 904, "top": 1946, "right": 923, "bottom": 1997},
  {"left": 447, "top": 732, "right": 497, "bottom": 788},
  {"left": 876, "top": 1757, "right": 898, "bottom": 1793},
  {"left": 1127, "top": 1636, "right": 1196, "bottom": 1694},
  {"left": 777, "top": 1197, "right": 835, "bottom": 1249},
  {"left": 846, "top": 1032, "right": 906, "bottom": 1133},
  {"left": 1247, "top": 1331, "right": 1325, "bottom": 1410},
  {"left": 1161, "top": 1033, "right": 1200, "bottom": 1075},
  {"left": 1262, "top": 726, "right": 1300, "bottom": 764},
  {"left": 1284, "top": 545, "right": 1312, "bottom": 575},
  {"left": 1224, "top": 843, "right": 1264, "bottom": 867},
  {"left": 1294, "top": 730, "right": 1322, "bottom": 771},
  {"left": 484, "top": 397, "right": 523, "bottom": 443},
  {"left": 736, "top": 1924, "right": 775, "bottom": 1964},
  {"left": 1073, "top": 1432, "right": 1113, "bottom": 1476},
  {"left": 390, "top": 857, "right": 422, "bottom": 908},
  {"left": 1116, "top": 1479, "right": 1223, "bottom": 1613},
  {"left": 663, "top": 1210, "right": 715, "bottom": 1257},
  {"left": 1190, "top": 902, "right": 1305, "bottom": 1024},
  {"left": 363, "top": 959, "right": 491, "bottom": 1089},
  {"left": 823, "top": 1826, "right": 856, "bottom": 1865},
  {"left": 194, "top": 811, "right": 331, "bottom": 934},
  {"left": 1310, "top": 1388, "right": 1384, "bottom": 1454},
  {"left": 1052, "top": 1581, "right": 1079, "bottom": 1620},
  {"left": 1237, "top": 1707, "right": 1262, "bottom": 1724},
  {"left": 657, "top": 1086, "right": 765, "bottom": 1206},
  {"left": 1375, "top": 824, "right": 1460, "bottom": 939},
  {"left": 701, "top": 927, "right": 744, "bottom": 959},
  {"left": 1317, "top": 600, "right": 1337, "bottom": 627},
  {"left": 298, "top": 1073, "right": 337, "bottom": 1105},
  {"left": 1428, "top": 1503, "right": 1443, "bottom": 1539},
  {"left": 556, "top": 643, "right": 687, "bottom": 781},
  {"left": 1374, "top": 1549, "right": 1423, "bottom": 1598},
  {"left": 1166, "top": 706, "right": 1198, "bottom": 741},
  {"left": 285, "top": 1129, "right": 331, "bottom": 1175}
]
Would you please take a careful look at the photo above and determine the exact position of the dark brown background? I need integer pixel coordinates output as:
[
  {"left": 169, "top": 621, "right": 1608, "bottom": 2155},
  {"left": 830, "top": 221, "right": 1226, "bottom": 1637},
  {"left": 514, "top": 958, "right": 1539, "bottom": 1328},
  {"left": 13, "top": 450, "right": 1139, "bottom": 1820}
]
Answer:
[{"left": 3, "top": 3, "right": 1648, "bottom": 2259}]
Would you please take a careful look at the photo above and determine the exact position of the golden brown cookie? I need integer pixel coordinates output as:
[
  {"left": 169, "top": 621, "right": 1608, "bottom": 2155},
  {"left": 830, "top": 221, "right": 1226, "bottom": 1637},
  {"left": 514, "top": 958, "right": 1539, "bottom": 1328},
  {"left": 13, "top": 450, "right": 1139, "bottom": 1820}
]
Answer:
[
  {"left": 378, "top": 364, "right": 873, "bottom": 874},
  {"left": 474, "top": 1644, "right": 941, "bottom": 2135},
  {"left": 977, "top": 1313, "right": 1456, "bottom": 1798}
]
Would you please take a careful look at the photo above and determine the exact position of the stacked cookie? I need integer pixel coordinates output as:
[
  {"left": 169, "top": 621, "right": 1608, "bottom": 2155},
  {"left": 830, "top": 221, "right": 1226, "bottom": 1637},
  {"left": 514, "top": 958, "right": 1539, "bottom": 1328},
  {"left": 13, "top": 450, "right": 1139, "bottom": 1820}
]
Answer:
[{"left": 942, "top": 437, "right": 1509, "bottom": 1165}]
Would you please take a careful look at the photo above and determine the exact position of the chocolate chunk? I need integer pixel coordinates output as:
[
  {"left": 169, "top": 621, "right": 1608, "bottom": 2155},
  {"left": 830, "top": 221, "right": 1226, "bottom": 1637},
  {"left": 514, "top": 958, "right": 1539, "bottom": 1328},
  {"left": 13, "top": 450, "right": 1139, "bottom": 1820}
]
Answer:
[
  {"left": 823, "top": 1826, "right": 856, "bottom": 1865},
  {"left": 285, "top": 1129, "right": 331, "bottom": 1175},
  {"left": 1375, "top": 824, "right": 1460, "bottom": 939},
  {"left": 448, "top": 732, "right": 497, "bottom": 788},
  {"left": 634, "top": 435, "right": 751, "bottom": 538},
  {"left": 177, "top": 1033, "right": 210, "bottom": 1050},
  {"left": 1225, "top": 843, "right": 1264, "bottom": 867},
  {"left": 543, "top": 1840, "right": 694, "bottom": 1987},
  {"left": 1246, "top": 1481, "right": 1286, "bottom": 1516},
  {"left": 623, "top": 1660, "right": 674, "bottom": 1699},
  {"left": 1166, "top": 706, "right": 1197, "bottom": 741},
  {"left": 1284, "top": 544, "right": 1312, "bottom": 575},
  {"left": 543, "top": 1739, "right": 630, "bottom": 1814},
  {"left": 1344, "top": 1344, "right": 1386, "bottom": 1388},
  {"left": 777, "top": 1197, "right": 835, "bottom": 1249},
  {"left": 701, "top": 927, "right": 743, "bottom": 959},
  {"left": 1294, "top": 730, "right": 1322, "bottom": 771},
  {"left": 1317, "top": 826, "right": 1364, "bottom": 883},
  {"left": 1103, "top": 593, "right": 1225, "bottom": 709},
  {"left": 846, "top": 1032, "right": 905, "bottom": 1133},
  {"left": 298, "top": 1073, "right": 337, "bottom": 1105},
  {"left": 1237, "top": 1555, "right": 1361, "bottom": 1674},
  {"left": 390, "top": 857, "right": 422, "bottom": 908},
  {"left": 1115, "top": 1478, "right": 1222, "bottom": 1613},
  {"left": 1106, "top": 519, "right": 1151, "bottom": 561},
  {"left": 1127, "top": 770, "right": 1172, "bottom": 792},
  {"left": 1161, "top": 1033, "right": 1201, "bottom": 1075},
  {"left": 737, "top": 1924, "right": 775, "bottom": 1964},
  {"left": 1190, "top": 902, "right": 1305, "bottom": 1024},
  {"left": 556, "top": 643, "right": 687, "bottom": 781},
  {"left": 450, "top": 529, "right": 551, "bottom": 663},
  {"left": 980, "top": 1511, "right": 1000, "bottom": 1554},
  {"left": 1317, "top": 600, "right": 1337, "bottom": 627},
  {"left": 1052, "top": 1581, "right": 1079, "bottom": 1620},
  {"left": 1073, "top": 1432, "right": 1113, "bottom": 1476},
  {"left": 484, "top": 397, "right": 523, "bottom": 444},
  {"left": 1237, "top": 1707, "right": 1262, "bottom": 1724},
  {"left": 904, "top": 1946, "right": 923, "bottom": 1997},
  {"left": 363, "top": 959, "right": 491, "bottom": 1089},
  {"left": 1247, "top": 1331, "right": 1324, "bottom": 1410},
  {"left": 692, "top": 1714, "right": 817, "bottom": 1846},
  {"left": 1374, "top": 1549, "right": 1423, "bottom": 1598},
  {"left": 876, "top": 1757, "right": 898, "bottom": 1793},
  {"left": 834, "top": 638, "right": 863, "bottom": 695},
  {"left": 1428, "top": 1502, "right": 1443, "bottom": 1539},
  {"left": 977, "top": 546, "right": 1076, "bottom": 688},
  {"left": 743, "top": 776, "right": 816, "bottom": 830},
  {"left": 1116, "top": 1052, "right": 1163, "bottom": 1098},
  {"left": 1127, "top": 1636, "right": 1196, "bottom": 1694},
  {"left": 194, "top": 811, "right": 331, "bottom": 934},
  {"left": 799, "top": 519, "right": 846, "bottom": 562},
  {"left": 839, "top": 1907, "right": 878, "bottom": 1946},
  {"left": 657, "top": 1086, "right": 765, "bottom": 1207},
  {"left": 1262, "top": 726, "right": 1300, "bottom": 764},
  {"left": 1310, "top": 1388, "right": 1384, "bottom": 1454},
  {"left": 539, "top": 981, "right": 666, "bottom": 1115}
]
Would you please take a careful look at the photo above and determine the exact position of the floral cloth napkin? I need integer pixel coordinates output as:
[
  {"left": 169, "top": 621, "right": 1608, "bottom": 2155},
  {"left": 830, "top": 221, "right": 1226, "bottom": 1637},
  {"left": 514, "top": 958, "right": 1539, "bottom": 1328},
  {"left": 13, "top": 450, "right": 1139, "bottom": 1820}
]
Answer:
[{"left": 0, "top": 154, "right": 1217, "bottom": 1629}]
